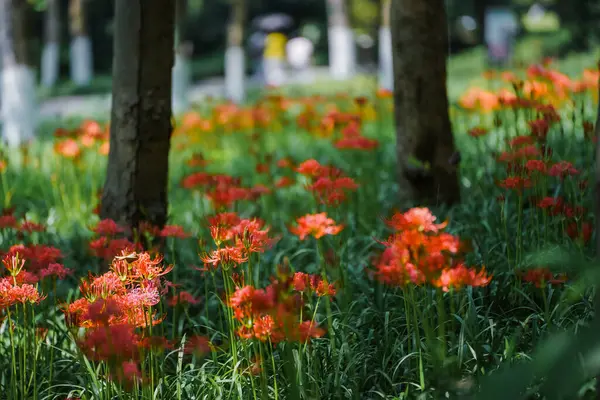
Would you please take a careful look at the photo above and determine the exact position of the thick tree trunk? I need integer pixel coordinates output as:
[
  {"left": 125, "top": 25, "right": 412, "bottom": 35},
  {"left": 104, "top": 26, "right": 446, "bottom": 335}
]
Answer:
[
  {"left": 327, "top": 0, "right": 355, "bottom": 80},
  {"left": 172, "top": 0, "right": 191, "bottom": 114},
  {"left": 391, "top": 0, "right": 460, "bottom": 205},
  {"left": 101, "top": 0, "right": 175, "bottom": 231},
  {"left": 0, "top": 0, "right": 37, "bottom": 148},
  {"left": 224, "top": 0, "right": 246, "bottom": 103},
  {"left": 378, "top": 0, "right": 392, "bottom": 90},
  {"left": 41, "top": 0, "right": 60, "bottom": 87},
  {"left": 69, "top": 0, "right": 93, "bottom": 86}
]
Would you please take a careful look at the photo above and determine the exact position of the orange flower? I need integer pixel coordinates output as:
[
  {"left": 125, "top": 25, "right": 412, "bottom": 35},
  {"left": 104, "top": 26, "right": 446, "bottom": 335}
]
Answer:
[
  {"left": 55, "top": 139, "right": 81, "bottom": 159},
  {"left": 386, "top": 208, "right": 447, "bottom": 233},
  {"left": 290, "top": 213, "right": 344, "bottom": 240}
]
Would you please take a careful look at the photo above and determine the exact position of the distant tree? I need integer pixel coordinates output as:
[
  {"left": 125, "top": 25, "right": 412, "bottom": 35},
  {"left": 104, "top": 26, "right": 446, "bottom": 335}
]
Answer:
[
  {"left": 391, "top": 0, "right": 461, "bottom": 205},
  {"left": 378, "top": 0, "right": 392, "bottom": 90},
  {"left": 327, "top": 0, "right": 355, "bottom": 79},
  {"left": 172, "top": 0, "right": 192, "bottom": 114},
  {"left": 41, "top": 0, "right": 60, "bottom": 88},
  {"left": 101, "top": 0, "right": 175, "bottom": 231},
  {"left": 224, "top": 0, "right": 246, "bottom": 103},
  {"left": 69, "top": 0, "right": 93, "bottom": 86},
  {"left": 0, "top": 0, "right": 37, "bottom": 148}
]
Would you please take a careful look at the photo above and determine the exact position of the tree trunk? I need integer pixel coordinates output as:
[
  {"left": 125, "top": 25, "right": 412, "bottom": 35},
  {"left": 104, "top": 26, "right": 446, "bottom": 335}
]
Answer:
[
  {"left": 391, "top": 0, "right": 460, "bottom": 206},
  {"left": 378, "top": 0, "right": 392, "bottom": 90},
  {"left": 0, "top": 0, "right": 37, "bottom": 148},
  {"left": 69, "top": 0, "right": 93, "bottom": 85},
  {"left": 224, "top": 0, "right": 246, "bottom": 103},
  {"left": 172, "top": 0, "right": 191, "bottom": 114},
  {"left": 101, "top": 0, "right": 175, "bottom": 231},
  {"left": 327, "top": 0, "right": 355, "bottom": 79},
  {"left": 41, "top": 0, "right": 60, "bottom": 87}
]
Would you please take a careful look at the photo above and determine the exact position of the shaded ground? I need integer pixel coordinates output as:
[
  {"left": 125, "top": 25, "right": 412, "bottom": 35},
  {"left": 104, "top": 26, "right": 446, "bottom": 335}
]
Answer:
[{"left": 37, "top": 66, "right": 333, "bottom": 120}]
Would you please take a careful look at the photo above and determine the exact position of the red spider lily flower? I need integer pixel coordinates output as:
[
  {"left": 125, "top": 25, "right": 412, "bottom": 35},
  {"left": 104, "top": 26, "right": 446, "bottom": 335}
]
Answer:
[
  {"left": 548, "top": 161, "right": 579, "bottom": 179},
  {"left": 54, "top": 139, "right": 81, "bottom": 159},
  {"left": 159, "top": 225, "right": 191, "bottom": 239},
  {"left": 180, "top": 172, "right": 214, "bottom": 189},
  {"left": 386, "top": 208, "right": 448, "bottom": 233},
  {"left": 315, "top": 279, "right": 336, "bottom": 297},
  {"left": 2, "top": 253, "right": 25, "bottom": 277},
  {"left": 80, "top": 324, "right": 140, "bottom": 362},
  {"left": 528, "top": 119, "right": 549, "bottom": 140},
  {"left": 298, "top": 320, "right": 326, "bottom": 342},
  {"left": 498, "top": 176, "right": 532, "bottom": 192},
  {"left": 184, "top": 335, "right": 212, "bottom": 356},
  {"left": 92, "top": 219, "right": 124, "bottom": 236},
  {"left": 525, "top": 159, "right": 547, "bottom": 174},
  {"left": 275, "top": 176, "right": 294, "bottom": 188},
  {"left": 119, "top": 360, "right": 143, "bottom": 385},
  {"left": 296, "top": 159, "right": 322, "bottom": 177},
  {"left": 508, "top": 135, "right": 536, "bottom": 148},
  {"left": 208, "top": 212, "right": 241, "bottom": 228},
  {"left": 256, "top": 163, "right": 270, "bottom": 174},
  {"left": 0, "top": 278, "right": 44, "bottom": 308},
  {"left": 276, "top": 157, "right": 294, "bottom": 169},
  {"left": 519, "top": 268, "right": 567, "bottom": 288},
  {"left": 0, "top": 215, "right": 17, "bottom": 229},
  {"left": 40, "top": 263, "right": 72, "bottom": 280},
  {"left": 290, "top": 213, "right": 344, "bottom": 240},
  {"left": 567, "top": 222, "right": 593, "bottom": 244},
  {"left": 468, "top": 127, "right": 488, "bottom": 138},
  {"left": 433, "top": 264, "right": 492, "bottom": 292},
  {"left": 334, "top": 136, "right": 379, "bottom": 151},
  {"left": 19, "top": 220, "right": 46, "bottom": 233},
  {"left": 200, "top": 246, "right": 248, "bottom": 269},
  {"left": 168, "top": 291, "right": 201, "bottom": 307}
]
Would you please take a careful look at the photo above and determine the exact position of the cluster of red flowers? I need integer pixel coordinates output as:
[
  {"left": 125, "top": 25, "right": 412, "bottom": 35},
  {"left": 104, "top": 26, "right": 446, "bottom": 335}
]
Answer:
[
  {"left": 289, "top": 212, "right": 344, "bottom": 240},
  {"left": 334, "top": 120, "right": 379, "bottom": 151},
  {"left": 229, "top": 270, "right": 329, "bottom": 344},
  {"left": 53, "top": 119, "right": 110, "bottom": 159},
  {"left": 2, "top": 243, "right": 67, "bottom": 281},
  {"left": 200, "top": 212, "right": 273, "bottom": 273},
  {"left": 296, "top": 159, "right": 359, "bottom": 205},
  {"left": 518, "top": 267, "right": 567, "bottom": 288},
  {"left": 373, "top": 208, "right": 491, "bottom": 292},
  {"left": 0, "top": 254, "right": 45, "bottom": 309},
  {"left": 89, "top": 219, "right": 141, "bottom": 261},
  {"left": 181, "top": 172, "right": 270, "bottom": 210}
]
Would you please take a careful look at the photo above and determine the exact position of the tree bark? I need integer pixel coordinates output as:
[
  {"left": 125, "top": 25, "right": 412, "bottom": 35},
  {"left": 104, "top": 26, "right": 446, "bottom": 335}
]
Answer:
[
  {"left": 101, "top": 0, "right": 175, "bottom": 231},
  {"left": 227, "top": 0, "right": 246, "bottom": 48},
  {"left": 327, "top": 0, "right": 349, "bottom": 28},
  {"left": 327, "top": 0, "right": 355, "bottom": 79},
  {"left": 391, "top": 0, "right": 460, "bottom": 206},
  {"left": 68, "top": 0, "right": 86, "bottom": 37},
  {"left": 69, "top": 0, "right": 93, "bottom": 85},
  {"left": 1, "top": 0, "right": 32, "bottom": 67}
]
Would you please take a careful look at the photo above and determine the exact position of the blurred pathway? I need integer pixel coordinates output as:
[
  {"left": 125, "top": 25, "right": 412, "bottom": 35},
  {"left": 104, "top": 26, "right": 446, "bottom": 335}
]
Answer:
[{"left": 38, "top": 66, "right": 333, "bottom": 119}]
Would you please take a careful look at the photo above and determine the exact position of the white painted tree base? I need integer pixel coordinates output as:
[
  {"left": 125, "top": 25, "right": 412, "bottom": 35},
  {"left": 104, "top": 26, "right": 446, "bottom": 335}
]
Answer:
[
  {"left": 1, "top": 66, "right": 38, "bottom": 147},
  {"left": 41, "top": 42, "right": 60, "bottom": 88},
  {"left": 264, "top": 58, "right": 286, "bottom": 87},
  {"left": 224, "top": 46, "right": 246, "bottom": 104},
  {"left": 69, "top": 35, "right": 93, "bottom": 86},
  {"left": 378, "top": 27, "right": 393, "bottom": 91},
  {"left": 328, "top": 25, "right": 356, "bottom": 80},
  {"left": 172, "top": 53, "right": 191, "bottom": 115}
]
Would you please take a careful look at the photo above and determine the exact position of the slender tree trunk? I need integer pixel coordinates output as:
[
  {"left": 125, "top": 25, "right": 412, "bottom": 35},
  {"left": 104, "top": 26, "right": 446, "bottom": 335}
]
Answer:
[
  {"left": 172, "top": 0, "right": 191, "bottom": 114},
  {"left": 41, "top": 0, "right": 60, "bottom": 88},
  {"left": 378, "top": 0, "right": 392, "bottom": 90},
  {"left": 101, "top": 0, "right": 175, "bottom": 231},
  {"left": 0, "top": 0, "right": 37, "bottom": 148},
  {"left": 327, "top": 0, "right": 355, "bottom": 79},
  {"left": 391, "top": 0, "right": 460, "bottom": 205},
  {"left": 224, "top": 0, "right": 246, "bottom": 103},
  {"left": 69, "top": 0, "right": 93, "bottom": 85}
]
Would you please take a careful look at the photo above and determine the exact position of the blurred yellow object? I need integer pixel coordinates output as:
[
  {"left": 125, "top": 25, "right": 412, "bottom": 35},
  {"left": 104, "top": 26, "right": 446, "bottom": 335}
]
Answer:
[{"left": 264, "top": 33, "right": 287, "bottom": 60}]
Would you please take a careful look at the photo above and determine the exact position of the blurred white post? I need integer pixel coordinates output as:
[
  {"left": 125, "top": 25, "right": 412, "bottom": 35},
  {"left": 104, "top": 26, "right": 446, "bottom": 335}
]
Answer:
[
  {"left": 69, "top": 0, "right": 93, "bottom": 86},
  {"left": 224, "top": 0, "right": 246, "bottom": 103},
  {"left": 0, "top": 0, "right": 37, "bottom": 147},
  {"left": 378, "top": 0, "right": 393, "bottom": 91},
  {"left": 41, "top": 0, "right": 60, "bottom": 88},
  {"left": 172, "top": 0, "right": 191, "bottom": 114},
  {"left": 327, "top": 0, "right": 355, "bottom": 80},
  {"left": 286, "top": 36, "right": 314, "bottom": 84},
  {"left": 264, "top": 32, "right": 287, "bottom": 87}
]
